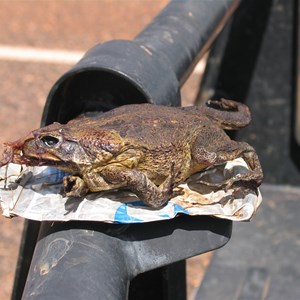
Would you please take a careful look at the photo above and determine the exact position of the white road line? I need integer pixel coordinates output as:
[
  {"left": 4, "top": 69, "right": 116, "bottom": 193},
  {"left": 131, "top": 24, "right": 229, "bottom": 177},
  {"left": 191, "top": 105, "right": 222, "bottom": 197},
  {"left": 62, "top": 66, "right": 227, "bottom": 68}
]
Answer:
[
  {"left": 0, "top": 45, "right": 84, "bottom": 65},
  {"left": 0, "top": 45, "right": 206, "bottom": 74},
  {"left": 194, "top": 60, "right": 206, "bottom": 75}
]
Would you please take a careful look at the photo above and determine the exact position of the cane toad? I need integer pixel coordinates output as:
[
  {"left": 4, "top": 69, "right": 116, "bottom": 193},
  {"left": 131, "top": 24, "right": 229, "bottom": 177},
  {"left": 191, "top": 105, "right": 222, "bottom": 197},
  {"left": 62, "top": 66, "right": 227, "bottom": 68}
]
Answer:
[{"left": 0, "top": 99, "right": 263, "bottom": 208}]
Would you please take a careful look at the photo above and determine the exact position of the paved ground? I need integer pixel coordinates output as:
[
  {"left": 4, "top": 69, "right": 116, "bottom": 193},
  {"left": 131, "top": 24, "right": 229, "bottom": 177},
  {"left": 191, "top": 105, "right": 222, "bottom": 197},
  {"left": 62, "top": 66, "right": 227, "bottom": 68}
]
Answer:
[
  {"left": 196, "top": 184, "right": 300, "bottom": 300},
  {"left": 0, "top": 1, "right": 208, "bottom": 299}
]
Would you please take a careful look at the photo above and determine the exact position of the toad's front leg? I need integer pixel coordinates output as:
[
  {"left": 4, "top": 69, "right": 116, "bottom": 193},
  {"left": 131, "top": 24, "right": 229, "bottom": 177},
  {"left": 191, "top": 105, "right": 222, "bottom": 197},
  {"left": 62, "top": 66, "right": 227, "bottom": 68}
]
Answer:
[
  {"left": 63, "top": 170, "right": 125, "bottom": 197},
  {"left": 63, "top": 176, "right": 89, "bottom": 197},
  {"left": 63, "top": 164, "right": 178, "bottom": 208}
]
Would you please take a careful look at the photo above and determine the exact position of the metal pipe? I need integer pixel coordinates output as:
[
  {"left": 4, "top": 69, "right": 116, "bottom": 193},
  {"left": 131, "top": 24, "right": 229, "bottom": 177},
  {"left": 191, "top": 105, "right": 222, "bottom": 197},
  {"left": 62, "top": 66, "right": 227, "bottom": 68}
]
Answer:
[
  {"left": 135, "top": 0, "right": 240, "bottom": 86},
  {"left": 22, "top": 217, "right": 231, "bottom": 300},
  {"left": 42, "top": 0, "right": 240, "bottom": 125},
  {"left": 18, "top": 1, "right": 237, "bottom": 299}
]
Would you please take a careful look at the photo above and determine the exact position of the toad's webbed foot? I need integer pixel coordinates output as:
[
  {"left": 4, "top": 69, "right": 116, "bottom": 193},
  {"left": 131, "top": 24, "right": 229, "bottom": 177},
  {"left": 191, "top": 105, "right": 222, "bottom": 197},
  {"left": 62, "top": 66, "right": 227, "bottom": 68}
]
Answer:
[
  {"left": 63, "top": 175, "right": 89, "bottom": 197},
  {"left": 225, "top": 163, "right": 262, "bottom": 191},
  {"left": 221, "top": 142, "right": 263, "bottom": 190}
]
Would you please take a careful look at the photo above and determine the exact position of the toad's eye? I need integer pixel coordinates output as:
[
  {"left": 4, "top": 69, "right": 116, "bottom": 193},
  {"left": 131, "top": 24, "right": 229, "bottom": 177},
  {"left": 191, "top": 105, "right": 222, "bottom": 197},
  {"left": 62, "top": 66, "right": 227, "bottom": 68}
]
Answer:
[{"left": 40, "top": 136, "right": 59, "bottom": 147}]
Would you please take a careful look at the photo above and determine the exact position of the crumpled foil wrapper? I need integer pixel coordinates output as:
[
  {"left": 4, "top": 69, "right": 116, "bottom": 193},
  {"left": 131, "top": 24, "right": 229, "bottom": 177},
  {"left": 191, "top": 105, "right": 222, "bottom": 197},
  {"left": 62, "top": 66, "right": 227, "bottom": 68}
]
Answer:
[{"left": 0, "top": 158, "right": 262, "bottom": 223}]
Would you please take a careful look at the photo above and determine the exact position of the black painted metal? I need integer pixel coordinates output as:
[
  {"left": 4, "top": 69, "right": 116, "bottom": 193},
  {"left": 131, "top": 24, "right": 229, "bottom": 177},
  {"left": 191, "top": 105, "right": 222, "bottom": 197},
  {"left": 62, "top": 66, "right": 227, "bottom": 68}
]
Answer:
[
  {"left": 128, "top": 261, "right": 186, "bottom": 300},
  {"left": 197, "top": 0, "right": 299, "bottom": 185},
  {"left": 22, "top": 217, "right": 231, "bottom": 300},
  {"left": 195, "top": 0, "right": 300, "bottom": 297},
  {"left": 11, "top": 220, "right": 40, "bottom": 300},
  {"left": 134, "top": 0, "right": 240, "bottom": 86},
  {"left": 14, "top": 0, "right": 242, "bottom": 299},
  {"left": 42, "top": 0, "right": 240, "bottom": 125}
]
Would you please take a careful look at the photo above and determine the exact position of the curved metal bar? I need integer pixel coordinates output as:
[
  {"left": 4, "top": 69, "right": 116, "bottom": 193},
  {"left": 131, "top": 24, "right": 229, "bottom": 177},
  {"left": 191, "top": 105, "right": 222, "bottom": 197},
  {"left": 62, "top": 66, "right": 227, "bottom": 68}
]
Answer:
[
  {"left": 17, "top": 1, "right": 238, "bottom": 299},
  {"left": 22, "top": 217, "right": 231, "bottom": 299}
]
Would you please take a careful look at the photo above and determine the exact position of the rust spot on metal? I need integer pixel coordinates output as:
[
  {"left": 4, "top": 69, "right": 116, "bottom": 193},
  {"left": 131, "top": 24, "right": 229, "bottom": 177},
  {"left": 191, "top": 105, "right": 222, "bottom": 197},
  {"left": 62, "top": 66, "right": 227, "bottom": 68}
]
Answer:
[
  {"left": 140, "top": 45, "right": 152, "bottom": 55},
  {"left": 38, "top": 238, "right": 72, "bottom": 276}
]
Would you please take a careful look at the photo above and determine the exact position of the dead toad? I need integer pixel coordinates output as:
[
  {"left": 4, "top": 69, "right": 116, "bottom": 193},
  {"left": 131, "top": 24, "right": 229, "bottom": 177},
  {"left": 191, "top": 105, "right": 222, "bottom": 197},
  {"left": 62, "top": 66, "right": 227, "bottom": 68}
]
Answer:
[{"left": 0, "top": 99, "right": 263, "bottom": 208}]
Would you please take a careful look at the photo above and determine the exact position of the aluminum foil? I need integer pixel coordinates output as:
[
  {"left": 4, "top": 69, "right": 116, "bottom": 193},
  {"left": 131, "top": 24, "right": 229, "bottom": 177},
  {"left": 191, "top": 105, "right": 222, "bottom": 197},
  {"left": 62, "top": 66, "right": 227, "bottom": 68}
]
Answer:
[{"left": 0, "top": 158, "right": 262, "bottom": 223}]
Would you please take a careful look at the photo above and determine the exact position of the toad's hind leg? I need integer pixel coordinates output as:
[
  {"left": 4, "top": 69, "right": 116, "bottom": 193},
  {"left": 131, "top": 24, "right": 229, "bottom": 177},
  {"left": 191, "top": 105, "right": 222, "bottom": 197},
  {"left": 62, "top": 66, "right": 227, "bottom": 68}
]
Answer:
[
  {"left": 192, "top": 135, "right": 263, "bottom": 189},
  {"left": 216, "top": 141, "right": 263, "bottom": 188},
  {"left": 100, "top": 165, "right": 178, "bottom": 208}
]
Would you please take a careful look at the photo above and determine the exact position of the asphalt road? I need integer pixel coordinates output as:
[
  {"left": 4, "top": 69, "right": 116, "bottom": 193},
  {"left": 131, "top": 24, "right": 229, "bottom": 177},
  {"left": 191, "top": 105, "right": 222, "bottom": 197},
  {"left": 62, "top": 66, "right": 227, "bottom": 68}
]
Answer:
[{"left": 0, "top": 1, "right": 207, "bottom": 299}]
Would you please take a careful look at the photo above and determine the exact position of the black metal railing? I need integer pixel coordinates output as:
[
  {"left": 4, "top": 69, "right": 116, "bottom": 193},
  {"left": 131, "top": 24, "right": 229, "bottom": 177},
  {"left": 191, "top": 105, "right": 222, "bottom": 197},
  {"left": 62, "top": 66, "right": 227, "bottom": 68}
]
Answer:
[{"left": 12, "top": 1, "right": 241, "bottom": 299}]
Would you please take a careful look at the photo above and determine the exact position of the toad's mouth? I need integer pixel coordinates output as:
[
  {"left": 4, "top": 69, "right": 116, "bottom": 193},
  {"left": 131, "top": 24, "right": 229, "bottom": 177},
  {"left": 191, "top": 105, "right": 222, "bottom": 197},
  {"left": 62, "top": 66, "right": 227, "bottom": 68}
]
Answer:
[
  {"left": 20, "top": 152, "right": 63, "bottom": 166},
  {"left": 0, "top": 145, "right": 62, "bottom": 167}
]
